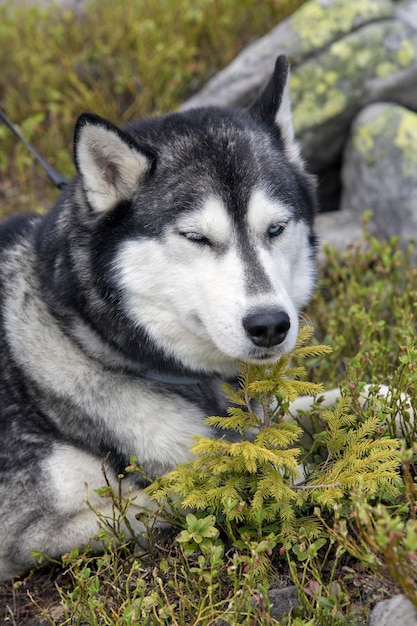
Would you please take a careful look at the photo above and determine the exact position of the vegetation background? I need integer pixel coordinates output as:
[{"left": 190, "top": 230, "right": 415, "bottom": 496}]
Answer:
[
  {"left": 0, "top": 0, "right": 305, "bottom": 217},
  {"left": 1, "top": 1, "right": 417, "bottom": 625}
]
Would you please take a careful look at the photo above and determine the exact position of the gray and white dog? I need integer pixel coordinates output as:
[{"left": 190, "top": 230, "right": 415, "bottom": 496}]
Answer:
[{"left": 0, "top": 56, "right": 317, "bottom": 580}]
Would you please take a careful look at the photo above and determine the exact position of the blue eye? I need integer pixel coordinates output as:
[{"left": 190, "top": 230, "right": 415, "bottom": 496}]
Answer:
[{"left": 268, "top": 224, "right": 285, "bottom": 238}]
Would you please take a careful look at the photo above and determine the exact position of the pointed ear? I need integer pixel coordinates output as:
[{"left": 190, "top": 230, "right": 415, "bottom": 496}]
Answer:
[
  {"left": 74, "top": 113, "right": 152, "bottom": 213},
  {"left": 249, "top": 55, "right": 302, "bottom": 165}
]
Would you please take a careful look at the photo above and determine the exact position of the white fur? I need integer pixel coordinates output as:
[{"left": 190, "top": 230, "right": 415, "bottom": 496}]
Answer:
[
  {"left": 5, "top": 444, "right": 159, "bottom": 571},
  {"left": 115, "top": 190, "right": 315, "bottom": 372},
  {"left": 247, "top": 188, "right": 291, "bottom": 235},
  {"left": 275, "top": 71, "right": 304, "bottom": 167},
  {"left": 247, "top": 188, "right": 315, "bottom": 310},
  {"left": 176, "top": 194, "right": 233, "bottom": 246},
  {"left": 43, "top": 444, "right": 157, "bottom": 519},
  {"left": 3, "top": 249, "right": 213, "bottom": 478}
]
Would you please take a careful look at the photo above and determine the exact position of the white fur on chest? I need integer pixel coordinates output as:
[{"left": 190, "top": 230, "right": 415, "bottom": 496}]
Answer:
[{"left": 3, "top": 252, "right": 211, "bottom": 475}]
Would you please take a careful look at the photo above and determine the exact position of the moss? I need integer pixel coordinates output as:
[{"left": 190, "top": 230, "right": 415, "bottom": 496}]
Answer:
[
  {"left": 291, "top": 20, "right": 417, "bottom": 133},
  {"left": 289, "top": 0, "right": 393, "bottom": 56}
]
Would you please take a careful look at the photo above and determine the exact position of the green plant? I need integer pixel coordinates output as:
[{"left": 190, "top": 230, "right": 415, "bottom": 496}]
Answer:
[
  {"left": 0, "top": 0, "right": 306, "bottom": 218},
  {"left": 304, "top": 396, "right": 401, "bottom": 505},
  {"left": 307, "top": 215, "right": 417, "bottom": 390},
  {"left": 56, "top": 496, "right": 283, "bottom": 625},
  {"left": 147, "top": 327, "right": 329, "bottom": 544},
  {"left": 321, "top": 445, "right": 417, "bottom": 611},
  {"left": 286, "top": 537, "right": 366, "bottom": 626},
  {"left": 148, "top": 326, "right": 401, "bottom": 557},
  {"left": 49, "top": 318, "right": 403, "bottom": 624},
  {"left": 176, "top": 513, "right": 220, "bottom": 554}
]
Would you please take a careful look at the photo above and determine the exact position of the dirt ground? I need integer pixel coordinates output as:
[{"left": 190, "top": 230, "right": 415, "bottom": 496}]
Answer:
[{"left": 1, "top": 567, "right": 67, "bottom": 625}]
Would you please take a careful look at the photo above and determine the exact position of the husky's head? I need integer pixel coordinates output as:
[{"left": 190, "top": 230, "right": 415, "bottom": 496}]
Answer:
[{"left": 72, "top": 56, "right": 317, "bottom": 376}]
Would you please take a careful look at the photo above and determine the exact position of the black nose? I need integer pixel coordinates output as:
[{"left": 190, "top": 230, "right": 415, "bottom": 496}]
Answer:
[{"left": 243, "top": 310, "right": 291, "bottom": 348}]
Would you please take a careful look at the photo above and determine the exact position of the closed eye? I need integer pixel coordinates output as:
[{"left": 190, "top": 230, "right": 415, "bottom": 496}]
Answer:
[
  {"left": 180, "top": 231, "right": 212, "bottom": 246},
  {"left": 268, "top": 223, "right": 286, "bottom": 238}
]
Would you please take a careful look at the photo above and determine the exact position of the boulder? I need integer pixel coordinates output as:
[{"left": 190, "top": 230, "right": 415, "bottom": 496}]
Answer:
[
  {"left": 368, "top": 594, "right": 417, "bottom": 626},
  {"left": 181, "top": 0, "right": 395, "bottom": 112},
  {"left": 291, "top": 18, "right": 417, "bottom": 173},
  {"left": 315, "top": 204, "right": 363, "bottom": 253},
  {"left": 182, "top": 0, "right": 417, "bottom": 235},
  {"left": 182, "top": 0, "right": 417, "bottom": 178},
  {"left": 339, "top": 103, "right": 417, "bottom": 247},
  {"left": 397, "top": 0, "right": 417, "bottom": 32}
]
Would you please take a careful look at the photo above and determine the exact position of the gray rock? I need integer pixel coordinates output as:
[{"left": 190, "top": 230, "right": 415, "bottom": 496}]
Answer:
[
  {"left": 268, "top": 585, "right": 299, "bottom": 620},
  {"left": 316, "top": 206, "right": 363, "bottom": 254},
  {"left": 181, "top": 0, "right": 395, "bottom": 111},
  {"left": 291, "top": 18, "right": 417, "bottom": 173},
  {"left": 396, "top": 0, "right": 417, "bottom": 32},
  {"left": 368, "top": 594, "right": 417, "bottom": 626},
  {"left": 181, "top": 0, "right": 417, "bottom": 217},
  {"left": 340, "top": 103, "right": 417, "bottom": 246}
]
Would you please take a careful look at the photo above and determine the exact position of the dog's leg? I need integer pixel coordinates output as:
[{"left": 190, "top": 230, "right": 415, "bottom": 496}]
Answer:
[
  {"left": 0, "top": 445, "right": 163, "bottom": 580},
  {"left": 288, "top": 384, "right": 414, "bottom": 448},
  {"left": 0, "top": 490, "right": 157, "bottom": 580}
]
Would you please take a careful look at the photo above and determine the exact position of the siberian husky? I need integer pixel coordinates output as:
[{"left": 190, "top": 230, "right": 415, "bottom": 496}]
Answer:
[{"left": 0, "top": 56, "right": 318, "bottom": 580}]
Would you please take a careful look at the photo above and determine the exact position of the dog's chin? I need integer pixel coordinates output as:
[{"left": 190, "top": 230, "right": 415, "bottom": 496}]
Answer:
[{"left": 243, "top": 350, "right": 284, "bottom": 365}]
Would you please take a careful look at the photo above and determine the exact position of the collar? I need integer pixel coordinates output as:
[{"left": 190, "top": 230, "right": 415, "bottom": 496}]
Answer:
[{"left": 139, "top": 371, "right": 210, "bottom": 386}]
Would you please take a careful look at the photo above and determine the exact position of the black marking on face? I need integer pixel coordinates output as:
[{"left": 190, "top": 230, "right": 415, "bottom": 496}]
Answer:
[{"left": 238, "top": 231, "right": 273, "bottom": 295}]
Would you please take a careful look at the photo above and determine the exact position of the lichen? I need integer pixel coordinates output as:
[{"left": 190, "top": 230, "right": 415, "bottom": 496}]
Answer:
[
  {"left": 350, "top": 105, "right": 417, "bottom": 176},
  {"left": 331, "top": 40, "right": 352, "bottom": 62},
  {"left": 350, "top": 108, "right": 392, "bottom": 164},
  {"left": 289, "top": 0, "right": 393, "bottom": 56},
  {"left": 394, "top": 109, "right": 417, "bottom": 175},
  {"left": 291, "top": 20, "right": 417, "bottom": 133},
  {"left": 291, "top": 66, "right": 349, "bottom": 130},
  {"left": 397, "top": 38, "right": 416, "bottom": 68},
  {"left": 376, "top": 61, "right": 398, "bottom": 79}
]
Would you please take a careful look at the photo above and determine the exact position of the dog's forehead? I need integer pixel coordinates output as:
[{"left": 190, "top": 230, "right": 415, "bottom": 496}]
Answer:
[
  {"left": 131, "top": 107, "right": 277, "bottom": 177},
  {"left": 157, "top": 119, "right": 260, "bottom": 166},
  {"left": 127, "top": 108, "right": 315, "bottom": 227},
  {"left": 152, "top": 116, "right": 292, "bottom": 207}
]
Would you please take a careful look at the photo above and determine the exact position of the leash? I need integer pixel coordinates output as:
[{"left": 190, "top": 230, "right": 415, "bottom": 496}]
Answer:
[{"left": 0, "top": 109, "right": 69, "bottom": 190}]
